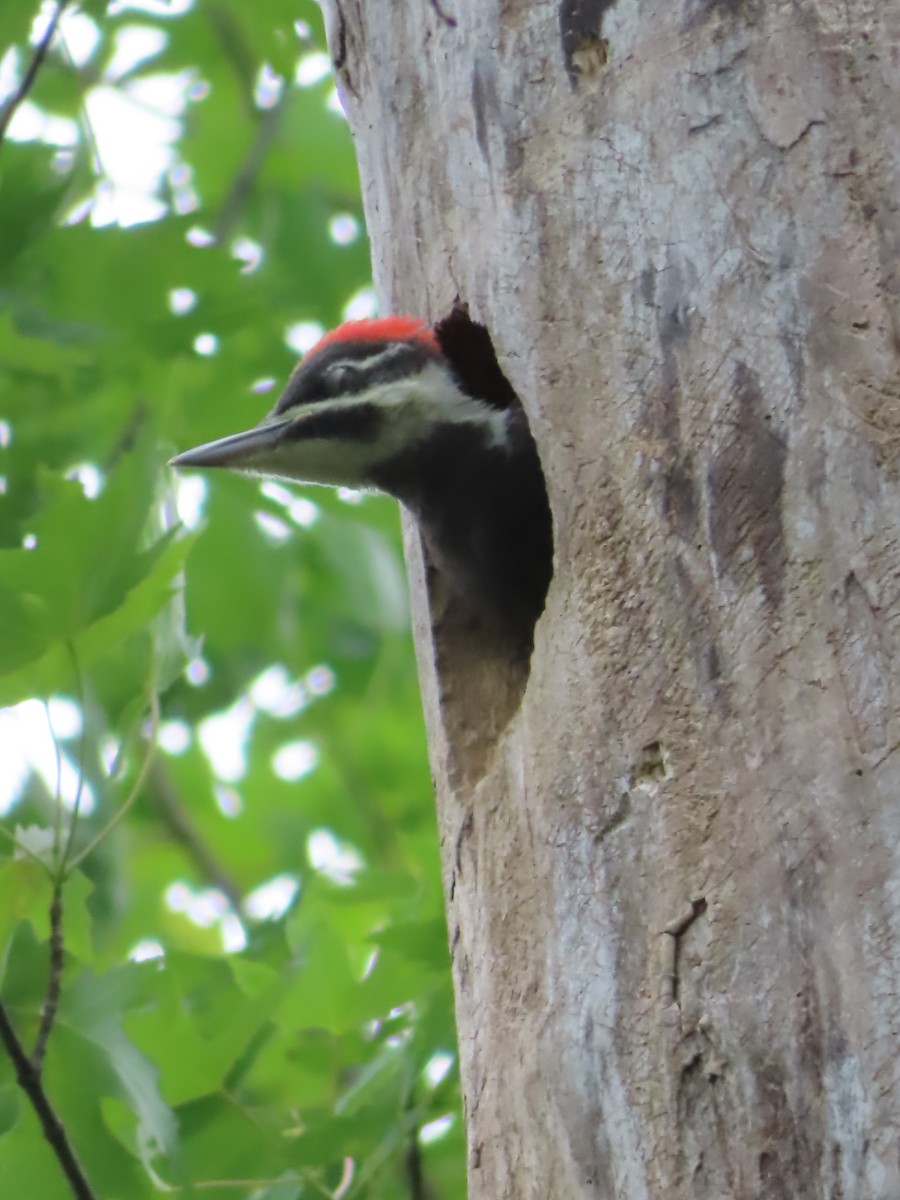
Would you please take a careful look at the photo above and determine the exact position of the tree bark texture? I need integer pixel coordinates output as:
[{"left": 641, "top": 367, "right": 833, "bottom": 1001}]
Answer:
[{"left": 322, "top": 2, "right": 900, "bottom": 1196}]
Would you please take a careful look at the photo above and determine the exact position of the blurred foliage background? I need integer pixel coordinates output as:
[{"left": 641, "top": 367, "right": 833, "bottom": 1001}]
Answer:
[{"left": 0, "top": 2, "right": 464, "bottom": 1197}]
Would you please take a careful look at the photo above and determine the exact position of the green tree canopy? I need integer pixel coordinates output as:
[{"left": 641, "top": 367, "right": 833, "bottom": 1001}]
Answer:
[{"left": 0, "top": 3, "right": 463, "bottom": 1196}]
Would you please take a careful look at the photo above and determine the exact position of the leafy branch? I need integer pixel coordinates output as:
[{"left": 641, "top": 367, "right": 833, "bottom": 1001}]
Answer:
[
  {"left": 0, "top": 644, "right": 160, "bottom": 1200},
  {"left": 32, "top": 642, "right": 86, "bottom": 1072},
  {"left": 0, "top": 1001, "right": 98, "bottom": 1200},
  {"left": 30, "top": 884, "right": 63, "bottom": 1072},
  {"left": 0, "top": 646, "right": 97, "bottom": 1200}
]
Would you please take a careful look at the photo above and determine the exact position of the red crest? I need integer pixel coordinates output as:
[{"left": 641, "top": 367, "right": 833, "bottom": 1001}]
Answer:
[{"left": 306, "top": 316, "right": 438, "bottom": 358}]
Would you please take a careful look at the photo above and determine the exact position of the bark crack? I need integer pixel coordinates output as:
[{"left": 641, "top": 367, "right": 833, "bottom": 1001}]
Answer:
[
  {"left": 593, "top": 792, "right": 631, "bottom": 844},
  {"left": 429, "top": 0, "right": 458, "bottom": 28},
  {"left": 662, "top": 897, "right": 708, "bottom": 1006}
]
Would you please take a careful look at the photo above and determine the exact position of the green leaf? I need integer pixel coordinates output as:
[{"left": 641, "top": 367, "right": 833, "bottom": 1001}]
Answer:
[
  {"left": 0, "top": 1085, "right": 19, "bottom": 1138},
  {"left": 315, "top": 512, "right": 410, "bottom": 634},
  {"left": 0, "top": 143, "right": 69, "bottom": 276},
  {"left": 368, "top": 918, "right": 450, "bottom": 970},
  {"left": 126, "top": 954, "right": 286, "bottom": 1106},
  {"left": 0, "top": 858, "right": 48, "bottom": 979},
  {"left": 0, "top": 0, "right": 36, "bottom": 54},
  {"left": 59, "top": 965, "right": 179, "bottom": 1164},
  {"left": 281, "top": 919, "right": 359, "bottom": 1035},
  {"left": 176, "top": 1093, "right": 287, "bottom": 1191},
  {"left": 58, "top": 871, "right": 93, "bottom": 962},
  {"left": 0, "top": 1104, "right": 78, "bottom": 1200},
  {"left": 0, "top": 529, "right": 195, "bottom": 705},
  {"left": 0, "top": 2, "right": 463, "bottom": 1192}
]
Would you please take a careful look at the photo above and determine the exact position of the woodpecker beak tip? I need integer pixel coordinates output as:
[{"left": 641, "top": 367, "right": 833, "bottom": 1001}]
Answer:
[
  {"left": 168, "top": 447, "right": 218, "bottom": 470},
  {"left": 168, "top": 422, "right": 290, "bottom": 471}
]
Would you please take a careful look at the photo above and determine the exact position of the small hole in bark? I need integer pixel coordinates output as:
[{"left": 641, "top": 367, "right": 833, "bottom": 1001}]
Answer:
[{"left": 630, "top": 740, "right": 671, "bottom": 790}]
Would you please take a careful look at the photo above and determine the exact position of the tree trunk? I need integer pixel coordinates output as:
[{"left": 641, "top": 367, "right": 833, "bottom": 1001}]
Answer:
[{"left": 322, "top": 1, "right": 900, "bottom": 1195}]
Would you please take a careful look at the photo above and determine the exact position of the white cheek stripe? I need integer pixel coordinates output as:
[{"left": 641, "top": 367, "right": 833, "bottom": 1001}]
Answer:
[
  {"left": 302, "top": 358, "right": 510, "bottom": 449},
  {"left": 368, "top": 361, "right": 510, "bottom": 450}
]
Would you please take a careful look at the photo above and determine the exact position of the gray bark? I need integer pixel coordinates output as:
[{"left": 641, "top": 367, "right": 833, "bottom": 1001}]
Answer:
[{"left": 322, "top": 1, "right": 900, "bottom": 1196}]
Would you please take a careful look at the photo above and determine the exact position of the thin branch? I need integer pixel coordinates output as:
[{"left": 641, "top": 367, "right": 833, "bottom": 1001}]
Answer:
[
  {"left": 148, "top": 759, "right": 243, "bottom": 912},
  {"left": 203, "top": 1, "right": 289, "bottom": 245},
  {"left": 405, "top": 1094, "right": 426, "bottom": 1200},
  {"left": 0, "top": 999, "right": 98, "bottom": 1200},
  {"left": 31, "top": 883, "right": 64, "bottom": 1073},
  {"left": 68, "top": 688, "right": 161, "bottom": 871},
  {"left": 33, "top": 687, "right": 76, "bottom": 1072},
  {"left": 406, "top": 1137, "right": 425, "bottom": 1200},
  {"left": 56, "top": 23, "right": 107, "bottom": 181},
  {"left": 0, "top": 0, "right": 70, "bottom": 147},
  {"left": 319, "top": 727, "right": 403, "bottom": 868},
  {"left": 46, "top": 700, "right": 65, "bottom": 863},
  {"left": 212, "top": 98, "right": 286, "bottom": 246},
  {"left": 59, "top": 641, "right": 88, "bottom": 876}
]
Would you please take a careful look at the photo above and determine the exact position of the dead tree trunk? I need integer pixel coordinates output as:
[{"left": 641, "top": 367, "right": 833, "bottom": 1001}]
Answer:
[{"left": 322, "top": 1, "right": 900, "bottom": 1196}]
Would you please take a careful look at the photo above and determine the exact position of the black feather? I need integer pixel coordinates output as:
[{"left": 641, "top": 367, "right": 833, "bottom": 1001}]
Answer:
[
  {"left": 280, "top": 402, "right": 382, "bottom": 443},
  {"left": 373, "top": 407, "right": 552, "bottom": 648}
]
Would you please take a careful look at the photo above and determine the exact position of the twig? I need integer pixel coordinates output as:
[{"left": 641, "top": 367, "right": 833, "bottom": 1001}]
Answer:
[
  {"left": 405, "top": 1094, "right": 426, "bottom": 1200},
  {"left": 0, "top": 0, "right": 70, "bottom": 147},
  {"left": 0, "top": 999, "right": 98, "bottom": 1200},
  {"left": 212, "top": 98, "right": 285, "bottom": 246},
  {"left": 47, "top": 700, "right": 65, "bottom": 864},
  {"left": 29, "top": 656, "right": 81, "bottom": 1074},
  {"left": 406, "top": 1135, "right": 425, "bottom": 1200},
  {"left": 59, "top": 641, "right": 88, "bottom": 874},
  {"left": 31, "top": 883, "right": 64, "bottom": 1073},
  {"left": 148, "top": 759, "right": 243, "bottom": 912},
  {"left": 68, "top": 689, "right": 160, "bottom": 871},
  {"left": 204, "top": 1, "right": 288, "bottom": 244},
  {"left": 57, "top": 26, "right": 107, "bottom": 181}
]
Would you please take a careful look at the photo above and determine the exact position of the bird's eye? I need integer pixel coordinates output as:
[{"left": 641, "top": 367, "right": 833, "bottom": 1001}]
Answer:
[{"left": 325, "top": 363, "right": 358, "bottom": 392}]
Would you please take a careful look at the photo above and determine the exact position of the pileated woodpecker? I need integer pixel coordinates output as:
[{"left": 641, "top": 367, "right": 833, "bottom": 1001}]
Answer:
[{"left": 170, "top": 315, "right": 552, "bottom": 648}]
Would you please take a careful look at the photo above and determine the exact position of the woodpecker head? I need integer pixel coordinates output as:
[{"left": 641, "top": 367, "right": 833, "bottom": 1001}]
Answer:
[
  {"left": 171, "top": 313, "right": 552, "bottom": 644},
  {"left": 169, "top": 317, "right": 507, "bottom": 494}
]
